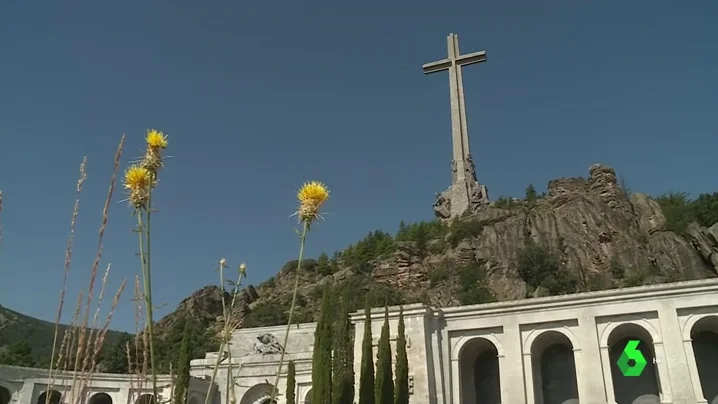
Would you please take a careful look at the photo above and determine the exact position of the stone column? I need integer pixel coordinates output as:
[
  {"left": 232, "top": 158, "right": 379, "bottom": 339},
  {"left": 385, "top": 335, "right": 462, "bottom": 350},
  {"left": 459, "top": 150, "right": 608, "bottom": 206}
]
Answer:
[
  {"left": 496, "top": 352, "right": 511, "bottom": 403},
  {"left": 656, "top": 307, "right": 698, "bottom": 403},
  {"left": 450, "top": 358, "right": 461, "bottom": 404},
  {"left": 575, "top": 316, "right": 607, "bottom": 402},
  {"left": 652, "top": 341, "right": 674, "bottom": 403},
  {"left": 682, "top": 337, "right": 708, "bottom": 403},
  {"left": 599, "top": 345, "right": 617, "bottom": 404},
  {"left": 502, "top": 322, "right": 527, "bottom": 404},
  {"left": 522, "top": 352, "right": 537, "bottom": 404}
]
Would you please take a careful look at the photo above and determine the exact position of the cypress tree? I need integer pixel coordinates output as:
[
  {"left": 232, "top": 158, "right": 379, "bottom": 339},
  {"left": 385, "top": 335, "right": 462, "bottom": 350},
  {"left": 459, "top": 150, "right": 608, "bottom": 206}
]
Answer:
[
  {"left": 375, "top": 306, "right": 393, "bottom": 404},
  {"left": 311, "top": 282, "right": 333, "bottom": 404},
  {"left": 173, "top": 318, "right": 191, "bottom": 404},
  {"left": 358, "top": 298, "right": 375, "bottom": 404},
  {"left": 394, "top": 307, "right": 409, "bottom": 404},
  {"left": 286, "top": 361, "right": 296, "bottom": 404},
  {"left": 333, "top": 298, "right": 355, "bottom": 404}
]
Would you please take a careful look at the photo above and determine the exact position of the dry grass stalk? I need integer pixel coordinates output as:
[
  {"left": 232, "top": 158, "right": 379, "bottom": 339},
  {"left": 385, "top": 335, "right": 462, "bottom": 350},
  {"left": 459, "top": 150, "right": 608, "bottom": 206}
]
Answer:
[
  {"left": 47, "top": 157, "right": 87, "bottom": 393},
  {"left": 79, "top": 278, "right": 127, "bottom": 396},
  {"left": 44, "top": 137, "right": 127, "bottom": 404},
  {"left": 204, "top": 261, "right": 246, "bottom": 404}
]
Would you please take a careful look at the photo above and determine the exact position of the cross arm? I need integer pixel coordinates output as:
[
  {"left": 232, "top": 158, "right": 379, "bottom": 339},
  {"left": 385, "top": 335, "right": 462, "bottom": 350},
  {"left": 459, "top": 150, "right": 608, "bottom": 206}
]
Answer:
[
  {"left": 422, "top": 59, "right": 452, "bottom": 75},
  {"left": 456, "top": 50, "right": 487, "bottom": 66}
]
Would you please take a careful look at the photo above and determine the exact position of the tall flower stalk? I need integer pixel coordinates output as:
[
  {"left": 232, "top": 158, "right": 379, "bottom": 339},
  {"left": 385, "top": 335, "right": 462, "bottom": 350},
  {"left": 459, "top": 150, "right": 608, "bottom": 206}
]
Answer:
[
  {"left": 124, "top": 129, "right": 168, "bottom": 402},
  {"left": 204, "top": 259, "right": 247, "bottom": 404},
  {"left": 269, "top": 181, "right": 330, "bottom": 403}
]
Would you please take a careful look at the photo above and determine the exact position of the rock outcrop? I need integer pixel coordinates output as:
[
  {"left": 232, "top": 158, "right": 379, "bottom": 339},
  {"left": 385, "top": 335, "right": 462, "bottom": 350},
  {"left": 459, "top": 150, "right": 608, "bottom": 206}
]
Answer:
[{"left": 371, "top": 164, "right": 718, "bottom": 303}]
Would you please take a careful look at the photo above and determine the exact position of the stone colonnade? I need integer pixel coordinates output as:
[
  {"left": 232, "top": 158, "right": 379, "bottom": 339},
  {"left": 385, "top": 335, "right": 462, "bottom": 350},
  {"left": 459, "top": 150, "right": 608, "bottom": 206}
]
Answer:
[
  {"left": 441, "top": 279, "right": 718, "bottom": 404},
  {"left": 0, "top": 366, "right": 214, "bottom": 404}
]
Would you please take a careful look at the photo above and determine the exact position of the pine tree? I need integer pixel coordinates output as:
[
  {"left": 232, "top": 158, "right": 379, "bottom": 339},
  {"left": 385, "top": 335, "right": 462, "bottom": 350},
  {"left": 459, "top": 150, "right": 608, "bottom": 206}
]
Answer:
[
  {"left": 173, "top": 317, "right": 191, "bottom": 404},
  {"left": 394, "top": 307, "right": 409, "bottom": 404},
  {"left": 358, "top": 298, "right": 375, "bottom": 404},
  {"left": 286, "top": 361, "right": 296, "bottom": 404},
  {"left": 332, "top": 298, "right": 355, "bottom": 404},
  {"left": 311, "top": 282, "right": 333, "bottom": 404},
  {"left": 375, "top": 306, "right": 393, "bottom": 404}
]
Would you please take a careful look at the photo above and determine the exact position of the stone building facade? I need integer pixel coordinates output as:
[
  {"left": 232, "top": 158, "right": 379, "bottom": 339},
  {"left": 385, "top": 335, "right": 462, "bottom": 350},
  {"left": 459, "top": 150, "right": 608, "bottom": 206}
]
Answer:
[
  {"left": 192, "top": 278, "right": 718, "bottom": 404},
  {"left": 3, "top": 279, "right": 717, "bottom": 404},
  {"left": 0, "top": 366, "right": 215, "bottom": 404}
]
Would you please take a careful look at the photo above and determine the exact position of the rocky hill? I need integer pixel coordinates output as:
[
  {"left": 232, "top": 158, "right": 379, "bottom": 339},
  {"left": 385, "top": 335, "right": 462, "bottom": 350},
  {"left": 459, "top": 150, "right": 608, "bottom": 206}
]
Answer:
[
  {"left": 239, "top": 163, "right": 718, "bottom": 321},
  {"left": 129, "top": 163, "right": 718, "bottom": 369},
  {"left": 3, "top": 163, "right": 718, "bottom": 372}
]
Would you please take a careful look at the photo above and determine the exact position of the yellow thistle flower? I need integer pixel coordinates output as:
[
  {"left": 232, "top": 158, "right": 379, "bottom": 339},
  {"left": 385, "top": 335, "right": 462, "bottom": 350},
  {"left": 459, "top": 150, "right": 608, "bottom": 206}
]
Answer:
[
  {"left": 123, "top": 165, "right": 153, "bottom": 209},
  {"left": 295, "top": 181, "right": 329, "bottom": 223},
  {"left": 146, "top": 129, "right": 168, "bottom": 149},
  {"left": 123, "top": 165, "right": 152, "bottom": 191}
]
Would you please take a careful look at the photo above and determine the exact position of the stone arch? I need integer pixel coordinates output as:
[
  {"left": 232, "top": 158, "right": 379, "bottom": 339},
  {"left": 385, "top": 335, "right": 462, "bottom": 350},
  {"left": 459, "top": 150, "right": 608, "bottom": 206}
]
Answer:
[
  {"left": 0, "top": 385, "right": 11, "bottom": 404},
  {"left": 529, "top": 330, "right": 579, "bottom": 404},
  {"left": 690, "top": 315, "right": 718, "bottom": 404},
  {"left": 453, "top": 333, "right": 506, "bottom": 360},
  {"left": 37, "top": 390, "right": 62, "bottom": 404},
  {"left": 599, "top": 319, "right": 661, "bottom": 348},
  {"left": 522, "top": 327, "right": 580, "bottom": 355},
  {"left": 606, "top": 322, "right": 661, "bottom": 404},
  {"left": 458, "top": 337, "right": 501, "bottom": 404},
  {"left": 303, "top": 388, "right": 312, "bottom": 404},
  {"left": 134, "top": 394, "right": 156, "bottom": 404},
  {"left": 88, "top": 393, "right": 113, "bottom": 404},
  {"left": 238, "top": 384, "right": 277, "bottom": 404}
]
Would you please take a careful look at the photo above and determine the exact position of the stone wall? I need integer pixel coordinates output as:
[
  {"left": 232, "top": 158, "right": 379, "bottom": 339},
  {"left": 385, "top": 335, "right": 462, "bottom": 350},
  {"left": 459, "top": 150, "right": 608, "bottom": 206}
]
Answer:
[
  {"left": 0, "top": 366, "right": 214, "bottom": 404},
  {"left": 209, "top": 279, "right": 718, "bottom": 404}
]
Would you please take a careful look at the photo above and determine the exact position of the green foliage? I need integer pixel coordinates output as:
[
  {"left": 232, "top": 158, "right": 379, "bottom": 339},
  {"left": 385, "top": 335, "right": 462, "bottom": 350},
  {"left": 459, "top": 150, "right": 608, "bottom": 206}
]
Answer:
[
  {"left": 394, "top": 307, "right": 409, "bottom": 404},
  {"left": 0, "top": 340, "right": 35, "bottom": 367},
  {"left": 427, "top": 262, "right": 451, "bottom": 287},
  {"left": 286, "top": 361, "right": 296, "bottom": 404},
  {"left": 516, "top": 240, "right": 578, "bottom": 295},
  {"left": 333, "top": 275, "right": 403, "bottom": 314},
  {"left": 317, "top": 253, "right": 334, "bottom": 276},
  {"left": 154, "top": 315, "right": 218, "bottom": 373},
  {"left": 332, "top": 299, "right": 355, "bottom": 404},
  {"left": 342, "top": 231, "right": 396, "bottom": 273},
  {"left": 585, "top": 271, "right": 614, "bottom": 292},
  {"left": 396, "top": 221, "right": 448, "bottom": 258},
  {"left": 243, "top": 295, "right": 313, "bottom": 328},
  {"left": 99, "top": 334, "right": 132, "bottom": 373},
  {"left": 358, "top": 298, "right": 375, "bottom": 404},
  {"left": 622, "top": 268, "right": 650, "bottom": 287},
  {"left": 691, "top": 192, "right": 718, "bottom": 228},
  {"left": 656, "top": 191, "right": 718, "bottom": 234},
  {"left": 173, "top": 317, "right": 192, "bottom": 404},
  {"left": 374, "top": 307, "right": 393, "bottom": 404},
  {"left": 447, "top": 218, "right": 483, "bottom": 248},
  {"left": 525, "top": 184, "right": 538, "bottom": 203},
  {"left": 311, "top": 282, "right": 333, "bottom": 404},
  {"left": 457, "top": 263, "right": 496, "bottom": 305},
  {"left": 610, "top": 257, "right": 625, "bottom": 279},
  {"left": 656, "top": 191, "right": 694, "bottom": 234},
  {"left": 282, "top": 259, "right": 317, "bottom": 274}
]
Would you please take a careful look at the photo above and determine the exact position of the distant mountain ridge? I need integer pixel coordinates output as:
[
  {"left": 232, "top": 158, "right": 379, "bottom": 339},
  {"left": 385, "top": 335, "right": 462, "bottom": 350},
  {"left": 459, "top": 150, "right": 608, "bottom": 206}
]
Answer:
[{"left": 0, "top": 304, "right": 130, "bottom": 365}]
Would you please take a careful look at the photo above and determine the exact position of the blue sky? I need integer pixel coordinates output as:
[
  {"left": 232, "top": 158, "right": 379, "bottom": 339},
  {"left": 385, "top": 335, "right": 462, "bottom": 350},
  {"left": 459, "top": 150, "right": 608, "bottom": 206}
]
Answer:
[{"left": 1, "top": 1, "right": 716, "bottom": 333}]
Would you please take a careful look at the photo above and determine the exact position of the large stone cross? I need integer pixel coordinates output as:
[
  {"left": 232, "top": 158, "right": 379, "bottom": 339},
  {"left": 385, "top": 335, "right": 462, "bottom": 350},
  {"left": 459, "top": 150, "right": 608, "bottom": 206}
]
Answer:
[{"left": 423, "top": 33, "right": 490, "bottom": 219}]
